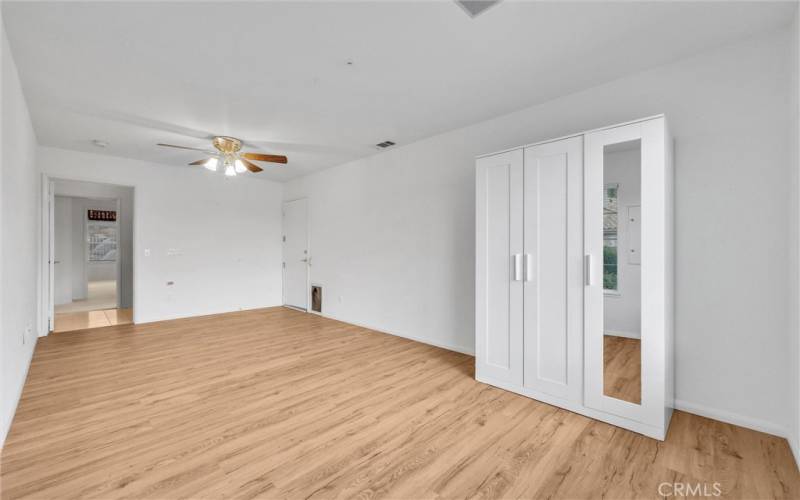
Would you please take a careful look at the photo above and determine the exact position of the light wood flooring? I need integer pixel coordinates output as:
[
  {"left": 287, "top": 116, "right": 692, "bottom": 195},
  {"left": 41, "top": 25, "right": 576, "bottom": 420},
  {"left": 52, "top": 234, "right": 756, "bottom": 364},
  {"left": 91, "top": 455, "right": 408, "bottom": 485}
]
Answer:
[
  {"left": 53, "top": 308, "right": 133, "bottom": 333},
  {"left": 604, "top": 335, "right": 642, "bottom": 405},
  {"left": 2, "top": 307, "right": 798, "bottom": 499},
  {"left": 54, "top": 280, "right": 117, "bottom": 314}
]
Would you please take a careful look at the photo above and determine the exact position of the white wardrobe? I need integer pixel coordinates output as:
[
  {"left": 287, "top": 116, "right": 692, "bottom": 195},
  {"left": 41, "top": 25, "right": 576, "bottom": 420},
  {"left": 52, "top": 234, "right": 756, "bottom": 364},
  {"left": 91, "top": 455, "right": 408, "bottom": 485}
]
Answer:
[{"left": 475, "top": 115, "right": 673, "bottom": 440}]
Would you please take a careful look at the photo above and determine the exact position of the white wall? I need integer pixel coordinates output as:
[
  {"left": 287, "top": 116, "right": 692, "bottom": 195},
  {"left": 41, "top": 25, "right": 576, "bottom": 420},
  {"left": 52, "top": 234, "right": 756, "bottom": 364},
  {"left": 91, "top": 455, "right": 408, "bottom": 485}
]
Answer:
[
  {"left": 70, "top": 198, "right": 86, "bottom": 300},
  {"left": 603, "top": 148, "right": 642, "bottom": 339},
  {"left": 40, "top": 147, "right": 284, "bottom": 324},
  {"left": 285, "top": 28, "right": 795, "bottom": 437},
  {"left": 789, "top": 5, "right": 800, "bottom": 468},
  {"left": 1, "top": 15, "right": 39, "bottom": 446}
]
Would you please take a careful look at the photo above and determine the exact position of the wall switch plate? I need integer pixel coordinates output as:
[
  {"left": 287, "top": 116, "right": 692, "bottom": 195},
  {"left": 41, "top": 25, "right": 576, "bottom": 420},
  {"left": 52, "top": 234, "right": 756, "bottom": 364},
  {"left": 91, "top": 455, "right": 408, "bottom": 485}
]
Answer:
[{"left": 144, "top": 248, "right": 151, "bottom": 257}]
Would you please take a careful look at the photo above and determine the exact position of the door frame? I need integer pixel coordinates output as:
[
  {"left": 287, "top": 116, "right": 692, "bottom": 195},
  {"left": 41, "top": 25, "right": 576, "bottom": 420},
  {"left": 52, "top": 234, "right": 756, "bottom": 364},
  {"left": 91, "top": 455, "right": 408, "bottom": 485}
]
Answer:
[
  {"left": 282, "top": 198, "right": 310, "bottom": 312},
  {"left": 39, "top": 174, "right": 137, "bottom": 335}
]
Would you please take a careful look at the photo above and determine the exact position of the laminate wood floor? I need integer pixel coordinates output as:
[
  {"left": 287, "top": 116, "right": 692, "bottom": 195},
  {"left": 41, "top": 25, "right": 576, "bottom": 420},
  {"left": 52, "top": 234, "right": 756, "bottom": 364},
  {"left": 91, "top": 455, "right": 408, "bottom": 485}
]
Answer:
[
  {"left": 53, "top": 308, "right": 133, "bottom": 333},
  {"left": 2, "top": 307, "right": 798, "bottom": 499}
]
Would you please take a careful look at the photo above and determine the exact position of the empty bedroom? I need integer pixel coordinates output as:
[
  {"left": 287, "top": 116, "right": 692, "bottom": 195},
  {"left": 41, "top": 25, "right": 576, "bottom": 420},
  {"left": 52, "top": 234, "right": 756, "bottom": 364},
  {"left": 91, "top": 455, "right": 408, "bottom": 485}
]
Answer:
[{"left": 1, "top": 1, "right": 800, "bottom": 499}]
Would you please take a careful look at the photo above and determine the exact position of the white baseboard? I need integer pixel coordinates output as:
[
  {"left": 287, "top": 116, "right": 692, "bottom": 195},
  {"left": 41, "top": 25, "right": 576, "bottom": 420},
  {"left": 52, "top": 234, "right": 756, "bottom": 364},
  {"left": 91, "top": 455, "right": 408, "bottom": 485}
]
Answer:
[
  {"left": 318, "top": 311, "right": 475, "bottom": 356},
  {"left": 790, "top": 436, "right": 800, "bottom": 472},
  {"left": 674, "top": 399, "right": 789, "bottom": 439},
  {"left": 604, "top": 329, "right": 641, "bottom": 339}
]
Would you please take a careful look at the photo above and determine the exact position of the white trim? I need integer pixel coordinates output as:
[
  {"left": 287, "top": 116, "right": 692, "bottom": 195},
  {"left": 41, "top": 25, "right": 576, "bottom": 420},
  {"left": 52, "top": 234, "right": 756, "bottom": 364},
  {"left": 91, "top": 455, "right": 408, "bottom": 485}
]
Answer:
[
  {"left": 39, "top": 175, "right": 137, "bottom": 331},
  {"left": 790, "top": 437, "right": 800, "bottom": 472},
  {"left": 317, "top": 309, "right": 474, "bottom": 356},
  {"left": 476, "top": 114, "right": 665, "bottom": 159},
  {"left": 674, "top": 399, "right": 789, "bottom": 439}
]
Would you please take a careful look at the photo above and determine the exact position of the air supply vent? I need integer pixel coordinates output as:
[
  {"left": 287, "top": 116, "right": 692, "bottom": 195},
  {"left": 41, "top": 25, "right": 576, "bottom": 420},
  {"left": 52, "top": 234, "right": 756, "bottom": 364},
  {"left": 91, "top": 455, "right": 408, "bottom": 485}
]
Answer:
[
  {"left": 455, "top": 0, "right": 501, "bottom": 18},
  {"left": 376, "top": 141, "right": 396, "bottom": 149}
]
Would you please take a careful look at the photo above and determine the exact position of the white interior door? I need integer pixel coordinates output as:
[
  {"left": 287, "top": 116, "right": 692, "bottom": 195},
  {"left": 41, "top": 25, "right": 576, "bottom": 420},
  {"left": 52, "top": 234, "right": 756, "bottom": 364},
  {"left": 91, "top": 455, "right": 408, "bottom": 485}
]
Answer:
[
  {"left": 475, "top": 150, "right": 524, "bottom": 385},
  {"left": 46, "top": 178, "right": 55, "bottom": 331},
  {"left": 522, "top": 136, "right": 583, "bottom": 401},
  {"left": 53, "top": 196, "right": 72, "bottom": 306},
  {"left": 283, "top": 199, "right": 309, "bottom": 310}
]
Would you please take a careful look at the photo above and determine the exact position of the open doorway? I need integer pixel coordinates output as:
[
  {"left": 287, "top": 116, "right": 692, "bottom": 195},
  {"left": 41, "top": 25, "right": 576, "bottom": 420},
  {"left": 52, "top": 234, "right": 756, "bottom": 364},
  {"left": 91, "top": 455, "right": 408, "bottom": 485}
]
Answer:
[{"left": 48, "top": 179, "right": 134, "bottom": 333}]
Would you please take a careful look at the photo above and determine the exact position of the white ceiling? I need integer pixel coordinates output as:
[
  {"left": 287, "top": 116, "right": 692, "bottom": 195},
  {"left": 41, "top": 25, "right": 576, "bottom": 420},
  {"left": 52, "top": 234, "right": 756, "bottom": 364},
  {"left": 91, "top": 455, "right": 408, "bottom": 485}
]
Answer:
[{"left": 2, "top": 1, "right": 795, "bottom": 182}]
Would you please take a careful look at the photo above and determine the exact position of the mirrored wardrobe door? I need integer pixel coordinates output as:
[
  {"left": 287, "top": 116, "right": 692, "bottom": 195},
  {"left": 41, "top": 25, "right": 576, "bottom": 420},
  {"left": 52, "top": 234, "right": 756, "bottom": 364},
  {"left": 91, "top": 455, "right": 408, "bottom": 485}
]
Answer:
[{"left": 584, "top": 120, "right": 654, "bottom": 424}]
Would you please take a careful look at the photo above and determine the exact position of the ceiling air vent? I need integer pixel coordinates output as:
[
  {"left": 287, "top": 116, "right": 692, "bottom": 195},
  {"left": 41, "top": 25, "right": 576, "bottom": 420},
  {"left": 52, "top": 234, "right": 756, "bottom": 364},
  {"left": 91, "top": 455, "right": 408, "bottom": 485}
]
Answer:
[
  {"left": 455, "top": 0, "right": 501, "bottom": 18},
  {"left": 376, "top": 141, "right": 396, "bottom": 149}
]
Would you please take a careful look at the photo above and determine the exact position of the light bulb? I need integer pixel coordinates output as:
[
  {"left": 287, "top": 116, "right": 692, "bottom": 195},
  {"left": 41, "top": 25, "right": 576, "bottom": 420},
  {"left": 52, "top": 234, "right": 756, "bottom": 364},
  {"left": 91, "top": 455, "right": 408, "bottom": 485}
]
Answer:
[
  {"left": 204, "top": 157, "right": 219, "bottom": 171},
  {"left": 225, "top": 164, "right": 236, "bottom": 176},
  {"left": 234, "top": 159, "right": 246, "bottom": 173}
]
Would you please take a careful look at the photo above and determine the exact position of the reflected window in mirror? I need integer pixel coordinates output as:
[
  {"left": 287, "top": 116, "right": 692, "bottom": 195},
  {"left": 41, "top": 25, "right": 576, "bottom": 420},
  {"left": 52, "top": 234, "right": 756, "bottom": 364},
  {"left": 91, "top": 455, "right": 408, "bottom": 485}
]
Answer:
[
  {"left": 603, "top": 184, "right": 619, "bottom": 293},
  {"left": 602, "top": 139, "right": 642, "bottom": 405}
]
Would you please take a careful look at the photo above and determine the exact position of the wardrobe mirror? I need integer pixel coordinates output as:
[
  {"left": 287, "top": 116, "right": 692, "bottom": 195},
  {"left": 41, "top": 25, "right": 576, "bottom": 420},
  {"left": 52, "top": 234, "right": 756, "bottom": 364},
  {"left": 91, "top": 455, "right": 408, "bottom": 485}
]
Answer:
[{"left": 602, "top": 139, "right": 642, "bottom": 405}]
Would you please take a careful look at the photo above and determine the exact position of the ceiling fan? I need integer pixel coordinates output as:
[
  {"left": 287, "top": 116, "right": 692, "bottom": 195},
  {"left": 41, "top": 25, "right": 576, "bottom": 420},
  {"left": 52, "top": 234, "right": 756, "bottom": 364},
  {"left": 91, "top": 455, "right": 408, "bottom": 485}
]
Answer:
[{"left": 157, "top": 136, "right": 287, "bottom": 176}]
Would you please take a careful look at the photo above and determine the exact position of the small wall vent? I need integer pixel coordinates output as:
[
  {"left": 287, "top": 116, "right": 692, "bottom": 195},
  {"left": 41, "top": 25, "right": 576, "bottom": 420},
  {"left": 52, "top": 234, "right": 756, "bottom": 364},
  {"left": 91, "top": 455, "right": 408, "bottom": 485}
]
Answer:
[
  {"left": 376, "top": 141, "right": 396, "bottom": 149},
  {"left": 311, "top": 285, "right": 322, "bottom": 313},
  {"left": 455, "top": 0, "right": 501, "bottom": 18}
]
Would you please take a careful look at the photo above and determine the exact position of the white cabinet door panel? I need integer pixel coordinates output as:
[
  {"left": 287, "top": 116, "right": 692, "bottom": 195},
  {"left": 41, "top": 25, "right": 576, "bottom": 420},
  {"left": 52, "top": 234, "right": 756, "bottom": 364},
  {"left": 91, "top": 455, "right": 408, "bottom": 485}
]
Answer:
[
  {"left": 476, "top": 150, "right": 523, "bottom": 385},
  {"left": 522, "top": 137, "right": 583, "bottom": 401}
]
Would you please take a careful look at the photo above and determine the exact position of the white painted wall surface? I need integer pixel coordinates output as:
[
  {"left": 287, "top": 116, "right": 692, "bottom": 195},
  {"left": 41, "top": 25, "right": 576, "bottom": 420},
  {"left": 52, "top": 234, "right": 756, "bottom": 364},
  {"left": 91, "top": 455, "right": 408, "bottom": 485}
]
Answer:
[
  {"left": 285, "top": 28, "right": 795, "bottom": 437},
  {"left": 1, "top": 16, "right": 39, "bottom": 446},
  {"left": 40, "top": 147, "right": 284, "bottom": 324},
  {"left": 789, "top": 5, "right": 800, "bottom": 467},
  {"left": 70, "top": 198, "right": 87, "bottom": 300},
  {"left": 52, "top": 181, "right": 134, "bottom": 310},
  {"left": 603, "top": 148, "right": 642, "bottom": 339}
]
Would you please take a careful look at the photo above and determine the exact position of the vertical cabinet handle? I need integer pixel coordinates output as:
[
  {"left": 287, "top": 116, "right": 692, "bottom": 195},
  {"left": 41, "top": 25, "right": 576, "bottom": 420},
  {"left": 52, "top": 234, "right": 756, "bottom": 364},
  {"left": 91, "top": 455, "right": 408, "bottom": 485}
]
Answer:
[
  {"left": 584, "top": 254, "right": 593, "bottom": 286},
  {"left": 513, "top": 254, "right": 523, "bottom": 281},
  {"left": 525, "top": 254, "right": 533, "bottom": 282}
]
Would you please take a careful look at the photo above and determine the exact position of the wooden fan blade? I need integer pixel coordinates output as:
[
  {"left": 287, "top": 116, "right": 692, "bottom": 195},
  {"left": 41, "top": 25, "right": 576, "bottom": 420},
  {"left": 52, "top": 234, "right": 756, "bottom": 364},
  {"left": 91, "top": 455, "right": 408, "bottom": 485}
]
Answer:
[
  {"left": 242, "top": 152, "right": 288, "bottom": 164},
  {"left": 240, "top": 158, "right": 263, "bottom": 173},
  {"left": 188, "top": 158, "right": 209, "bottom": 166},
  {"left": 157, "top": 143, "right": 214, "bottom": 154}
]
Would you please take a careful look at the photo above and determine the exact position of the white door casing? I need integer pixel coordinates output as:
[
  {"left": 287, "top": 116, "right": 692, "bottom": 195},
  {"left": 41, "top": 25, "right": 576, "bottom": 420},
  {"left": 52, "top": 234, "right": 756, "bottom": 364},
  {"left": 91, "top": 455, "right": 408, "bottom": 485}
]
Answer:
[
  {"left": 522, "top": 136, "right": 583, "bottom": 401},
  {"left": 283, "top": 198, "right": 309, "bottom": 310}
]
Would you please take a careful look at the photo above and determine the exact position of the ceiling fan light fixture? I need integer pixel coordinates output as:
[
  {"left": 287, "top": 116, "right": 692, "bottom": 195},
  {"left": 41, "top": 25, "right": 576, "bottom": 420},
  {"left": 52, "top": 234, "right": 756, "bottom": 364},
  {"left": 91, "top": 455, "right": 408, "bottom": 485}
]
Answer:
[
  {"left": 224, "top": 164, "right": 236, "bottom": 176},
  {"left": 204, "top": 157, "right": 219, "bottom": 171},
  {"left": 234, "top": 159, "right": 246, "bottom": 173}
]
